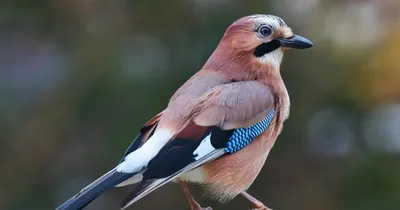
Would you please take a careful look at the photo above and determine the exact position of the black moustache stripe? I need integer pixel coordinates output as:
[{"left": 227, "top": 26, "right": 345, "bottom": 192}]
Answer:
[{"left": 254, "top": 40, "right": 281, "bottom": 57}]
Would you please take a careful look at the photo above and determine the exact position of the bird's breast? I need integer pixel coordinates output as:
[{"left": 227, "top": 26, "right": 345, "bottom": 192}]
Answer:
[{"left": 180, "top": 120, "right": 279, "bottom": 202}]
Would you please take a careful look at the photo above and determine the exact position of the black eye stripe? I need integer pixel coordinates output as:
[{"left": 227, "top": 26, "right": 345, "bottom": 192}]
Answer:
[{"left": 254, "top": 40, "right": 281, "bottom": 57}]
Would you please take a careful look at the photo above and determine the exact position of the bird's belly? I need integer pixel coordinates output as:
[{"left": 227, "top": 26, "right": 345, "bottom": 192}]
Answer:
[{"left": 180, "top": 131, "right": 276, "bottom": 202}]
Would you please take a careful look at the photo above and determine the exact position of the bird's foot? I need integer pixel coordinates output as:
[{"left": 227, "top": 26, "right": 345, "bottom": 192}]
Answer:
[
  {"left": 179, "top": 180, "right": 212, "bottom": 210},
  {"left": 192, "top": 207, "right": 213, "bottom": 210},
  {"left": 252, "top": 207, "right": 272, "bottom": 210},
  {"left": 251, "top": 204, "right": 272, "bottom": 210},
  {"left": 252, "top": 201, "right": 273, "bottom": 210},
  {"left": 240, "top": 191, "right": 272, "bottom": 210}
]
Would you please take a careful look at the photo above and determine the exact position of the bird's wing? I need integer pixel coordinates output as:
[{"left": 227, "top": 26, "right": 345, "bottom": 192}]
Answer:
[
  {"left": 118, "top": 111, "right": 163, "bottom": 163},
  {"left": 120, "top": 81, "right": 275, "bottom": 209},
  {"left": 55, "top": 112, "right": 163, "bottom": 210},
  {"left": 56, "top": 72, "right": 232, "bottom": 210},
  {"left": 193, "top": 81, "right": 275, "bottom": 129}
]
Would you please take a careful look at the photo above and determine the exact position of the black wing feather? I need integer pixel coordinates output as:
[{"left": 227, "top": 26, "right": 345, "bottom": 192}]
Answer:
[
  {"left": 119, "top": 126, "right": 235, "bottom": 209},
  {"left": 118, "top": 122, "right": 158, "bottom": 163},
  {"left": 143, "top": 127, "right": 216, "bottom": 180},
  {"left": 143, "top": 126, "right": 234, "bottom": 180}
]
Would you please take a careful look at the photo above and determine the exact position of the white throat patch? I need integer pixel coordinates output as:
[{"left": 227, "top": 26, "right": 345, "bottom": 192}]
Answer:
[{"left": 257, "top": 48, "right": 283, "bottom": 69}]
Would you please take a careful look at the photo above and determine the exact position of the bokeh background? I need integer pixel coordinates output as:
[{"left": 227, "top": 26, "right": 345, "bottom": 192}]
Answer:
[{"left": 1, "top": 0, "right": 400, "bottom": 210}]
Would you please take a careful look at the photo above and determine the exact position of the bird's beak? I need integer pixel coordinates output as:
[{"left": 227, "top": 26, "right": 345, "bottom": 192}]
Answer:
[{"left": 278, "top": 35, "right": 313, "bottom": 49}]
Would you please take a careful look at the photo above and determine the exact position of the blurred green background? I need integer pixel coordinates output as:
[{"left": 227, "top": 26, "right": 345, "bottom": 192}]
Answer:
[{"left": 1, "top": 0, "right": 400, "bottom": 210}]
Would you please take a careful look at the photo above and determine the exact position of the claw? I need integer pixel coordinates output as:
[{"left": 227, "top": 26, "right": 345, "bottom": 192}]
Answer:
[{"left": 193, "top": 207, "right": 213, "bottom": 210}]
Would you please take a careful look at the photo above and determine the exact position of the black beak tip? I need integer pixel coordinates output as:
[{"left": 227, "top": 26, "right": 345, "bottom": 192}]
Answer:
[
  {"left": 297, "top": 35, "right": 313, "bottom": 49},
  {"left": 279, "top": 34, "right": 313, "bottom": 49}
]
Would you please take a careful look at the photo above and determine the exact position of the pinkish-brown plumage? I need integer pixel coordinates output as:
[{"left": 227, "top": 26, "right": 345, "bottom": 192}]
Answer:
[
  {"left": 56, "top": 14, "right": 312, "bottom": 210},
  {"left": 160, "top": 16, "right": 293, "bottom": 202},
  {"left": 138, "top": 14, "right": 299, "bottom": 207},
  {"left": 181, "top": 72, "right": 290, "bottom": 204}
]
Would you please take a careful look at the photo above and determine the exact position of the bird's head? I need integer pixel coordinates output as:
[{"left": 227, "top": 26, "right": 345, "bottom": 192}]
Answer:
[{"left": 204, "top": 14, "right": 312, "bottom": 79}]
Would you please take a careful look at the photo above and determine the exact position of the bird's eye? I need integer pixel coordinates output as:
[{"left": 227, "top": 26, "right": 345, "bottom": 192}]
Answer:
[{"left": 257, "top": 26, "right": 272, "bottom": 37}]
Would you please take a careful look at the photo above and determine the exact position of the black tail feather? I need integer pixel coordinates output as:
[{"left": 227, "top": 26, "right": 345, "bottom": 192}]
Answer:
[
  {"left": 56, "top": 169, "right": 132, "bottom": 210},
  {"left": 120, "top": 180, "right": 153, "bottom": 209}
]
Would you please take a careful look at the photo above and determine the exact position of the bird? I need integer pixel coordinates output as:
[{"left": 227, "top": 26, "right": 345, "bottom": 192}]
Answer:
[{"left": 56, "top": 14, "right": 313, "bottom": 210}]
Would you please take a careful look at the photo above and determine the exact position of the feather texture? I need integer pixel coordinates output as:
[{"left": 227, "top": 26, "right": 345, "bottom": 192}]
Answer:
[
  {"left": 56, "top": 169, "right": 132, "bottom": 210},
  {"left": 194, "top": 81, "right": 274, "bottom": 130},
  {"left": 225, "top": 109, "right": 275, "bottom": 153},
  {"left": 118, "top": 112, "right": 162, "bottom": 163},
  {"left": 54, "top": 14, "right": 309, "bottom": 210},
  {"left": 56, "top": 113, "right": 162, "bottom": 210},
  {"left": 119, "top": 110, "right": 275, "bottom": 209}
]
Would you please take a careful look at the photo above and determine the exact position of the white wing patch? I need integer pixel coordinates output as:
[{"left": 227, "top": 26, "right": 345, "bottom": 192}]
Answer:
[
  {"left": 121, "top": 149, "right": 225, "bottom": 210},
  {"left": 116, "top": 129, "right": 172, "bottom": 173},
  {"left": 193, "top": 134, "right": 215, "bottom": 160}
]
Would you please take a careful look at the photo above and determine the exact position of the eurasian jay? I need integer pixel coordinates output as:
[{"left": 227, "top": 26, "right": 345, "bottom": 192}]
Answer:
[{"left": 56, "top": 14, "right": 313, "bottom": 210}]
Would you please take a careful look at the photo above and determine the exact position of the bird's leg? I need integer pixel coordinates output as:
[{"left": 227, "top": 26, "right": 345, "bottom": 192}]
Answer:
[
  {"left": 179, "top": 180, "right": 212, "bottom": 210},
  {"left": 240, "top": 191, "right": 273, "bottom": 210}
]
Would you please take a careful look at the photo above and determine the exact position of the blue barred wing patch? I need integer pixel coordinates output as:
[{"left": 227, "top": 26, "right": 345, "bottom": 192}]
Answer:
[{"left": 224, "top": 109, "right": 275, "bottom": 153}]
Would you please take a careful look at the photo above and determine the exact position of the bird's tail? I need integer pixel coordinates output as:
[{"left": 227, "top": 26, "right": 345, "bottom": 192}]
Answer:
[
  {"left": 120, "top": 148, "right": 225, "bottom": 209},
  {"left": 56, "top": 168, "right": 133, "bottom": 210}
]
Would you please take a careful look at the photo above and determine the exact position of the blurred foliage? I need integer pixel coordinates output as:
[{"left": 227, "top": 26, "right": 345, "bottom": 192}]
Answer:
[{"left": 1, "top": 0, "right": 400, "bottom": 210}]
